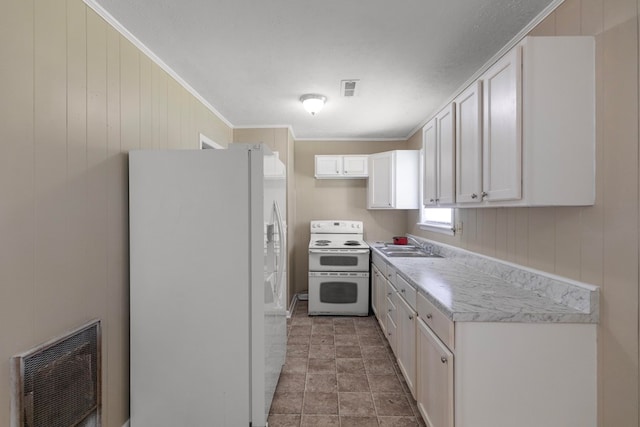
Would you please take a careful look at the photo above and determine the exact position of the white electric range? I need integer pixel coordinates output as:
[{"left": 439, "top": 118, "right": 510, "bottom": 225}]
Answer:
[{"left": 308, "top": 220, "right": 370, "bottom": 316}]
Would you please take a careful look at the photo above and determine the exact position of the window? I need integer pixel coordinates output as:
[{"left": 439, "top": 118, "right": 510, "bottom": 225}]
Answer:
[{"left": 419, "top": 208, "right": 455, "bottom": 235}]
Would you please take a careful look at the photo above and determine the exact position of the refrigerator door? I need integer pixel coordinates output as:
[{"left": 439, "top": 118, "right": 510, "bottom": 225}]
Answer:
[{"left": 251, "top": 149, "right": 287, "bottom": 427}]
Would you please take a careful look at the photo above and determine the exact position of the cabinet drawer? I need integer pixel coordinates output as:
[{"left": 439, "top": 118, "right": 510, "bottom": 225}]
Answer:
[
  {"left": 417, "top": 292, "right": 454, "bottom": 351},
  {"left": 396, "top": 274, "right": 417, "bottom": 311},
  {"left": 386, "top": 294, "right": 397, "bottom": 324},
  {"left": 385, "top": 266, "right": 396, "bottom": 286}
]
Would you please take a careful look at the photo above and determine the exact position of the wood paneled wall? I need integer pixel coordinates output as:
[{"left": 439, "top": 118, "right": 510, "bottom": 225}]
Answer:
[
  {"left": 0, "top": 0, "right": 232, "bottom": 425},
  {"left": 409, "top": 1, "right": 639, "bottom": 425}
]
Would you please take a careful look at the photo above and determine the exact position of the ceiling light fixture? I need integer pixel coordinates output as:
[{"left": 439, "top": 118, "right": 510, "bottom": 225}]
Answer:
[{"left": 300, "top": 94, "right": 327, "bottom": 115}]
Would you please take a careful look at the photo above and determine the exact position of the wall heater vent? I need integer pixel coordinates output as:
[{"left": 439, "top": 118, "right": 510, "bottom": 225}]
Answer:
[{"left": 11, "top": 320, "right": 101, "bottom": 427}]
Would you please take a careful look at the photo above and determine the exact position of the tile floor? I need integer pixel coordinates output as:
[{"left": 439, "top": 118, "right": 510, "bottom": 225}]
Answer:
[{"left": 268, "top": 300, "right": 427, "bottom": 427}]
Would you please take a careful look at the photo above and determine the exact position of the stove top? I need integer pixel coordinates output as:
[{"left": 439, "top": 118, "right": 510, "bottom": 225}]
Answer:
[
  {"left": 309, "top": 237, "right": 369, "bottom": 250},
  {"left": 309, "top": 220, "right": 369, "bottom": 250}
]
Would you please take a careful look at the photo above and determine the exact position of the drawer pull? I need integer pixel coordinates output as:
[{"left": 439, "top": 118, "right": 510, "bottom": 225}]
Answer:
[
  {"left": 441, "top": 356, "right": 448, "bottom": 364},
  {"left": 387, "top": 292, "right": 392, "bottom": 296},
  {"left": 426, "top": 313, "right": 433, "bottom": 319},
  {"left": 400, "top": 288, "right": 406, "bottom": 293},
  {"left": 408, "top": 315, "right": 413, "bottom": 320}
]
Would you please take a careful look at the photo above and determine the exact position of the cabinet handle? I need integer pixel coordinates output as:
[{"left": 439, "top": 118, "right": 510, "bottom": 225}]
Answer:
[
  {"left": 426, "top": 313, "right": 433, "bottom": 319},
  {"left": 401, "top": 288, "right": 406, "bottom": 293},
  {"left": 471, "top": 193, "right": 478, "bottom": 199},
  {"left": 435, "top": 198, "right": 440, "bottom": 202},
  {"left": 429, "top": 199, "right": 435, "bottom": 203},
  {"left": 387, "top": 292, "right": 392, "bottom": 296},
  {"left": 409, "top": 315, "right": 413, "bottom": 320},
  {"left": 388, "top": 331, "right": 392, "bottom": 336},
  {"left": 481, "top": 191, "right": 488, "bottom": 198},
  {"left": 441, "top": 356, "right": 448, "bottom": 364}
]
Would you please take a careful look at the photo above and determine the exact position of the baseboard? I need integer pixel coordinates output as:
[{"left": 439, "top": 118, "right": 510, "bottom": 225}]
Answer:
[{"left": 121, "top": 420, "right": 130, "bottom": 427}]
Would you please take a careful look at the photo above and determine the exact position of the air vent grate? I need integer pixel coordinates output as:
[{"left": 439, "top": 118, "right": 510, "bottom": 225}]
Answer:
[{"left": 341, "top": 80, "right": 360, "bottom": 97}]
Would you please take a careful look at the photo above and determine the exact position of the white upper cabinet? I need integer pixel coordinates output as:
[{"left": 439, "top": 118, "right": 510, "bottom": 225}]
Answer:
[
  {"left": 314, "top": 155, "right": 368, "bottom": 179},
  {"left": 342, "top": 155, "right": 368, "bottom": 176},
  {"left": 447, "top": 36, "right": 595, "bottom": 207},
  {"left": 482, "top": 46, "right": 522, "bottom": 202},
  {"left": 368, "top": 150, "right": 420, "bottom": 209},
  {"left": 455, "top": 82, "right": 484, "bottom": 204},
  {"left": 423, "top": 104, "right": 456, "bottom": 206}
]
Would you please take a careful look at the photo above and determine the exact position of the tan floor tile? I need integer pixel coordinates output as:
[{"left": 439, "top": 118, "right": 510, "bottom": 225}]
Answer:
[
  {"left": 312, "top": 324, "right": 335, "bottom": 335},
  {"left": 310, "top": 334, "right": 334, "bottom": 345},
  {"left": 336, "top": 345, "right": 362, "bottom": 358},
  {"left": 267, "top": 414, "right": 301, "bottom": 427},
  {"left": 335, "top": 324, "right": 357, "bottom": 334},
  {"left": 288, "top": 344, "right": 310, "bottom": 358},
  {"left": 283, "top": 357, "right": 308, "bottom": 374},
  {"left": 364, "top": 358, "right": 396, "bottom": 375},
  {"left": 306, "top": 373, "right": 337, "bottom": 392},
  {"left": 335, "top": 334, "right": 360, "bottom": 345},
  {"left": 361, "top": 346, "right": 390, "bottom": 360},
  {"left": 301, "top": 415, "right": 340, "bottom": 426},
  {"left": 270, "top": 392, "right": 304, "bottom": 414},
  {"left": 377, "top": 416, "right": 422, "bottom": 426},
  {"left": 359, "top": 334, "right": 385, "bottom": 346},
  {"left": 337, "top": 373, "right": 370, "bottom": 392},
  {"left": 303, "top": 391, "right": 338, "bottom": 415},
  {"left": 372, "top": 393, "right": 414, "bottom": 416},
  {"left": 276, "top": 373, "right": 307, "bottom": 393},
  {"left": 312, "top": 317, "right": 334, "bottom": 325},
  {"left": 290, "top": 324, "right": 313, "bottom": 336},
  {"left": 340, "top": 416, "right": 379, "bottom": 426},
  {"left": 336, "top": 358, "right": 366, "bottom": 374},
  {"left": 338, "top": 392, "right": 376, "bottom": 417},
  {"left": 309, "top": 344, "right": 336, "bottom": 359},
  {"left": 288, "top": 334, "right": 311, "bottom": 345},
  {"left": 308, "top": 358, "right": 336, "bottom": 373},
  {"left": 292, "top": 316, "right": 313, "bottom": 325},
  {"left": 367, "top": 374, "right": 404, "bottom": 393}
]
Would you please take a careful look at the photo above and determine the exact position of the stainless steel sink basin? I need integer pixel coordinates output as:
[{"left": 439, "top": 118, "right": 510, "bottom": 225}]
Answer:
[{"left": 378, "top": 246, "right": 443, "bottom": 258}]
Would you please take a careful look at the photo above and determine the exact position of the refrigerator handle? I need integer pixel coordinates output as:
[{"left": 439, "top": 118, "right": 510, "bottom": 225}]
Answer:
[{"left": 272, "top": 200, "right": 285, "bottom": 307}]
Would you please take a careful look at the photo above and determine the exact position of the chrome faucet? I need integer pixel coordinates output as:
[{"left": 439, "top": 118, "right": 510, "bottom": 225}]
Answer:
[
  {"left": 406, "top": 236, "right": 435, "bottom": 255},
  {"left": 406, "top": 236, "right": 423, "bottom": 250}
]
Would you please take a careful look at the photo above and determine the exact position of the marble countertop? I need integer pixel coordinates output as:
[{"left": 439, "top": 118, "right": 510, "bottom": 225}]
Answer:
[{"left": 369, "top": 241, "right": 599, "bottom": 324}]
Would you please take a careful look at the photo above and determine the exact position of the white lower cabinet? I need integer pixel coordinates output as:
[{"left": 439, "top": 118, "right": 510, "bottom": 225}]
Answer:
[
  {"left": 417, "top": 317, "right": 454, "bottom": 427},
  {"left": 371, "top": 258, "right": 597, "bottom": 427},
  {"left": 415, "top": 291, "right": 597, "bottom": 427}
]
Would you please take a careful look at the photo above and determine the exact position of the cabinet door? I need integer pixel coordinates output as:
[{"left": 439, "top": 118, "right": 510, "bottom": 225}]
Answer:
[
  {"left": 369, "top": 153, "right": 394, "bottom": 208},
  {"left": 343, "top": 155, "right": 368, "bottom": 177},
  {"left": 436, "top": 104, "right": 456, "bottom": 205},
  {"left": 456, "top": 81, "right": 483, "bottom": 204},
  {"left": 482, "top": 47, "right": 522, "bottom": 202},
  {"left": 377, "top": 275, "right": 388, "bottom": 334},
  {"left": 422, "top": 119, "right": 438, "bottom": 207},
  {"left": 315, "top": 155, "right": 343, "bottom": 178},
  {"left": 396, "top": 295, "right": 417, "bottom": 397},
  {"left": 417, "top": 318, "right": 454, "bottom": 427}
]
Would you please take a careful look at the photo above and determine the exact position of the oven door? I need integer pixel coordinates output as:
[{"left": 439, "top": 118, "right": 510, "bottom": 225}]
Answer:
[
  {"left": 308, "top": 272, "right": 370, "bottom": 316},
  {"left": 308, "top": 248, "right": 370, "bottom": 272}
]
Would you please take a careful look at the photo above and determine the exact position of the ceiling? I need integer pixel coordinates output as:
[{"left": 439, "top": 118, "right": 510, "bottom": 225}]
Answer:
[{"left": 92, "top": 0, "right": 556, "bottom": 140}]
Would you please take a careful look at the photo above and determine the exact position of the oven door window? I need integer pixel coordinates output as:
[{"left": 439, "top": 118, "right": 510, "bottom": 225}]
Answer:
[
  {"left": 319, "top": 255, "right": 359, "bottom": 267},
  {"left": 319, "top": 281, "right": 358, "bottom": 304}
]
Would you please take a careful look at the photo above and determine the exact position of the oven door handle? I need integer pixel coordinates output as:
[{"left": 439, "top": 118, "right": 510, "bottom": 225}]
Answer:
[{"left": 309, "top": 249, "right": 370, "bottom": 254}]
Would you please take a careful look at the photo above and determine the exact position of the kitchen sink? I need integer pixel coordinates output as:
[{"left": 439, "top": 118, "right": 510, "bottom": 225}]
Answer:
[{"left": 378, "top": 245, "right": 443, "bottom": 258}]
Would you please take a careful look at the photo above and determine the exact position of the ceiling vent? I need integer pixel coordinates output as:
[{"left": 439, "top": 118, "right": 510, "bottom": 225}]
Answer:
[{"left": 341, "top": 80, "right": 360, "bottom": 97}]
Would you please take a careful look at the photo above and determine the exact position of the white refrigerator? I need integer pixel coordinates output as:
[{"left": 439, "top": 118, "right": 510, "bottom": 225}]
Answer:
[{"left": 128, "top": 144, "right": 287, "bottom": 427}]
